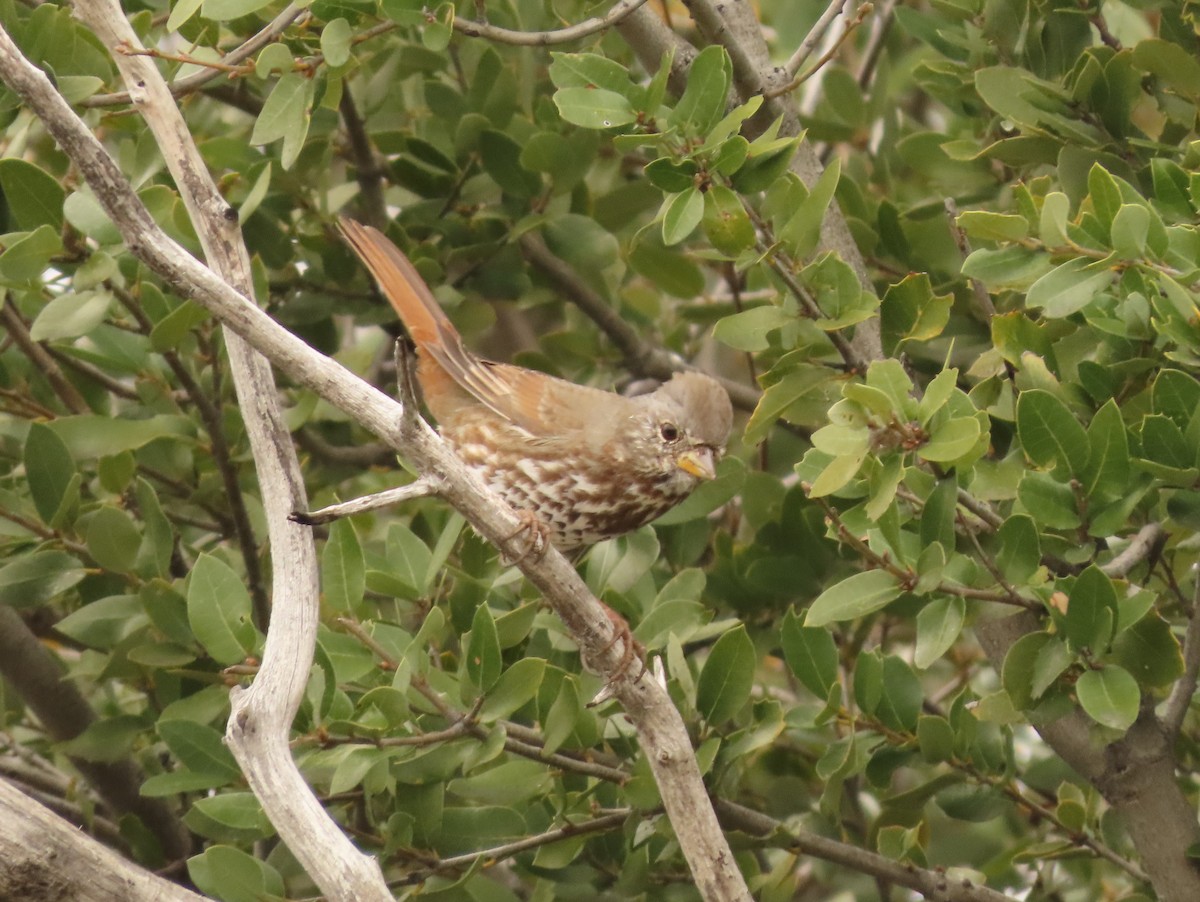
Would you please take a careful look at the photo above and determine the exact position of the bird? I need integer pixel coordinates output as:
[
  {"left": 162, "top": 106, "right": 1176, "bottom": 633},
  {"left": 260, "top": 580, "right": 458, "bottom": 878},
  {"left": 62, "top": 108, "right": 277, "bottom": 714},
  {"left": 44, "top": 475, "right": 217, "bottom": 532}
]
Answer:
[{"left": 337, "top": 218, "right": 733, "bottom": 554}]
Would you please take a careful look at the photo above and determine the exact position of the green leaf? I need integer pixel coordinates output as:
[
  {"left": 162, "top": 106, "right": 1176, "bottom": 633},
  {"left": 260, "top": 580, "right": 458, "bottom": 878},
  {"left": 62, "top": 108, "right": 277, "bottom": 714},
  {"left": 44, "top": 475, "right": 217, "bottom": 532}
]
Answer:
[
  {"left": 661, "top": 186, "right": 704, "bottom": 246},
  {"left": 29, "top": 290, "right": 114, "bottom": 342},
  {"left": 743, "top": 364, "right": 831, "bottom": 445},
  {"left": 25, "top": 422, "right": 75, "bottom": 526},
  {"left": 322, "top": 519, "right": 364, "bottom": 613},
  {"left": 547, "top": 52, "right": 636, "bottom": 95},
  {"left": 319, "top": 17, "right": 352, "bottom": 68},
  {"left": 385, "top": 522, "right": 432, "bottom": 595},
  {"left": 250, "top": 73, "right": 308, "bottom": 146},
  {"left": 202, "top": 0, "right": 273, "bottom": 18},
  {"left": 918, "top": 416, "right": 982, "bottom": 464},
  {"left": 250, "top": 73, "right": 313, "bottom": 168},
  {"left": 702, "top": 184, "right": 755, "bottom": 255},
  {"left": 188, "top": 844, "right": 284, "bottom": 902},
  {"left": 919, "top": 477, "right": 957, "bottom": 551},
  {"left": 552, "top": 86, "right": 637, "bottom": 129},
  {"left": 1110, "top": 204, "right": 1150, "bottom": 259},
  {"left": 1026, "top": 256, "right": 1116, "bottom": 318},
  {"left": 158, "top": 720, "right": 240, "bottom": 778},
  {"left": 1017, "top": 470, "right": 1081, "bottom": 529},
  {"left": 48, "top": 414, "right": 194, "bottom": 459},
  {"left": 917, "top": 715, "right": 956, "bottom": 763},
  {"left": 781, "top": 609, "right": 838, "bottom": 697},
  {"left": 167, "top": 0, "right": 204, "bottom": 31},
  {"left": 479, "top": 657, "right": 546, "bottom": 722},
  {"left": 1152, "top": 369, "right": 1200, "bottom": 429},
  {"left": 1076, "top": 665, "right": 1139, "bottom": 731},
  {"left": 0, "top": 224, "right": 62, "bottom": 283},
  {"left": 914, "top": 597, "right": 965, "bottom": 669},
  {"left": 55, "top": 594, "right": 144, "bottom": 648},
  {"left": 187, "top": 554, "right": 257, "bottom": 666},
  {"left": 669, "top": 45, "right": 731, "bottom": 134},
  {"left": 881, "top": 273, "right": 954, "bottom": 352},
  {"left": 878, "top": 656, "right": 922, "bottom": 731},
  {"left": 1111, "top": 613, "right": 1184, "bottom": 688},
  {"left": 806, "top": 449, "right": 866, "bottom": 497},
  {"left": 0, "top": 159, "right": 65, "bottom": 230},
  {"left": 997, "top": 514, "right": 1040, "bottom": 584},
  {"left": 0, "top": 550, "right": 86, "bottom": 608},
  {"left": 1087, "top": 164, "right": 1123, "bottom": 230},
  {"left": 712, "top": 304, "right": 794, "bottom": 352},
  {"left": 1016, "top": 390, "right": 1089, "bottom": 475},
  {"left": 1131, "top": 37, "right": 1200, "bottom": 97},
  {"left": 955, "top": 210, "right": 1028, "bottom": 242},
  {"left": 1081, "top": 400, "right": 1129, "bottom": 501},
  {"left": 962, "top": 246, "right": 1053, "bottom": 291},
  {"left": 479, "top": 129, "right": 541, "bottom": 198},
  {"left": 1003, "top": 631, "right": 1065, "bottom": 708},
  {"left": 86, "top": 506, "right": 141, "bottom": 574},
  {"left": 780, "top": 158, "right": 841, "bottom": 259},
  {"left": 467, "top": 604, "right": 502, "bottom": 692},
  {"left": 1065, "top": 565, "right": 1118, "bottom": 652},
  {"left": 696, "top": 625, "right": 756, "bottom": 724},
  {"left": 805, "top": 570, "right": 903, "bottom": 627},
  {"left": 188, "top": 793, "right": 274, "bottom": 842},
  {"left": 644, "top": 158, "right": 698, "bottom": 193}
]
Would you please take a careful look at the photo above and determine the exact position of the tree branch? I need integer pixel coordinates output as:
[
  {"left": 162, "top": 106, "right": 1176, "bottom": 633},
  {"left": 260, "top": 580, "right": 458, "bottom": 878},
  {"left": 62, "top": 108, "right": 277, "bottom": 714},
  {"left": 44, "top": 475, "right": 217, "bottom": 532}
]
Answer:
[
  {"left": 454, "top": 0, "right": 652, "bottom": 45},
  {"left": 0, "top": 777, "right": 207, "bottom": 902},
  {"left": 71, "top": 4, "right": 389, "bottom": 900},
  {"left": 1163, "top": 558, "right": 1200, "bottom": 739},
  {"left": 713, "top": 798, "right": 1019, "bottom": 902},
  {"left": 0, "top": 606, "right": 192, "bottom": 863},
  {"left": 81, "top": 3, "right": 307, "bottom": 107}
]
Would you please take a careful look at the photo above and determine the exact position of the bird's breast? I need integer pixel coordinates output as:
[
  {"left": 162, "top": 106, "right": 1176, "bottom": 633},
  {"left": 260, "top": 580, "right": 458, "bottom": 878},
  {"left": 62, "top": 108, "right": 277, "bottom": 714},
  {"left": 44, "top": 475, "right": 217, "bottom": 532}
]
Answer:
[{"left": 442, "top": 415, "right": 693, "bottom": 551}]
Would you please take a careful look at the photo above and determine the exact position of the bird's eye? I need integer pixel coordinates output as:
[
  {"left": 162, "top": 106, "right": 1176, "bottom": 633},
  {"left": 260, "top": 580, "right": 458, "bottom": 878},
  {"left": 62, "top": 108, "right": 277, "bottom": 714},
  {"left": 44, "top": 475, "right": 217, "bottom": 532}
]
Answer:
[{"left": 660, "top": 422, "right": 679, "bottom": 442}]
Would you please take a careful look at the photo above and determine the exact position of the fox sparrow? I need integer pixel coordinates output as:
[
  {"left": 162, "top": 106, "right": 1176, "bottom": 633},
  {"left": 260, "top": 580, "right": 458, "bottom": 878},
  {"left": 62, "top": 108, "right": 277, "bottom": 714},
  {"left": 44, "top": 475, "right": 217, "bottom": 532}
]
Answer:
[{"left": 338, "top": 219, "right": 733, "bottom": 553}]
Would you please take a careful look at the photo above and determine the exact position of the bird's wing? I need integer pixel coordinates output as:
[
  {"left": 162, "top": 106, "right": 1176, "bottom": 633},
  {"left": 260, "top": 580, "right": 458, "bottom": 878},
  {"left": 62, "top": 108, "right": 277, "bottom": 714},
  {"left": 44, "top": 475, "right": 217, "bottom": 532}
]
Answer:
[
  {"left": 339, "top": 218, "right": 630, "bottom": 443},
  {"left": 454, "top": 360, "right": 631, "bottom": 448}
]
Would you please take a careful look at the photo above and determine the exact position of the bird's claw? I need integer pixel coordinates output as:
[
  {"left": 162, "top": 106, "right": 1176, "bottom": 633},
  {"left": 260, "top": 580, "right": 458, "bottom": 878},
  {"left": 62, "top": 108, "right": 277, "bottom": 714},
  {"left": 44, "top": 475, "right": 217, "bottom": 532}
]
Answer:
[
  {"left": 500, "top": 510, "right": 551, "bottom": 565},
  {"left": 596, "top": 605, "right": 646, "bottom": 684}
]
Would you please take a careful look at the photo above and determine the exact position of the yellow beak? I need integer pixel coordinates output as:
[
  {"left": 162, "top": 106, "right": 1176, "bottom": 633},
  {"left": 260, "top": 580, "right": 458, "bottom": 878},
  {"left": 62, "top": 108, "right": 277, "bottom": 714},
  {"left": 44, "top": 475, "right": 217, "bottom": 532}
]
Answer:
[{"left": 676, "top": 448, "right": 717, "bottom": 480}]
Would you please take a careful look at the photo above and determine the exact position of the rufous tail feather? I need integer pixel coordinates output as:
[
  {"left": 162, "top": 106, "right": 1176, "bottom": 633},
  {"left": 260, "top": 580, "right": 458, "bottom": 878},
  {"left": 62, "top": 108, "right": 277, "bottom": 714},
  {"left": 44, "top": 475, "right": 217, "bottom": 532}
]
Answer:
[{"left": 338, "top": 217, "right": 452, "bottom": 350}]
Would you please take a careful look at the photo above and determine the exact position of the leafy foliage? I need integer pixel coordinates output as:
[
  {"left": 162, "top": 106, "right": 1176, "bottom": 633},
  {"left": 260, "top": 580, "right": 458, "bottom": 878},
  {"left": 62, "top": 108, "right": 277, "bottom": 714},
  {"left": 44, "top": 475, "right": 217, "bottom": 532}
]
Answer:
[{"left": 3, "top": 0, "right": 1200, "bottom": 900}]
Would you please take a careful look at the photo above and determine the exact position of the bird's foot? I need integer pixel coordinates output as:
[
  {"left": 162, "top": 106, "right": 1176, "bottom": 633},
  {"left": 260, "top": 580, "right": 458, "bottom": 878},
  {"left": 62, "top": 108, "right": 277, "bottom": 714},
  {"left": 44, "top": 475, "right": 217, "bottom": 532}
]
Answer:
[
  {"left": 500, "top": 510, "right": 551, "bottom": 565},
  {"left": 596, "top": 605, "right": 645, "bottom": 683}
]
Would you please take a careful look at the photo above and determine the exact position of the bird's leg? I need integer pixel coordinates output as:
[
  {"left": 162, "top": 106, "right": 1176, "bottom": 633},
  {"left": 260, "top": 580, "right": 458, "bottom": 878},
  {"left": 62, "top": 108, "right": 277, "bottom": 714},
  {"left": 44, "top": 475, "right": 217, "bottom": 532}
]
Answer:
[
  {"left": 393, "top": 337, "right": 423, "bottom": 416},
  {"left": 595, "top": 605, "right": 645, "bottom": 682},
  {"left": 500, "top": 509, "right": 551, "bottom": 565}
]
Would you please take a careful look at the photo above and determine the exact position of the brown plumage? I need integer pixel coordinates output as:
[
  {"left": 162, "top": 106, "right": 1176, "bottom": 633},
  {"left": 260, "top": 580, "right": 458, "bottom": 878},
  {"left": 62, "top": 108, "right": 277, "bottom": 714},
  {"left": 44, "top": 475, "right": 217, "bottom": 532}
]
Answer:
[{"left": 339, "top": 218, "right": 733, "bottom": 552}]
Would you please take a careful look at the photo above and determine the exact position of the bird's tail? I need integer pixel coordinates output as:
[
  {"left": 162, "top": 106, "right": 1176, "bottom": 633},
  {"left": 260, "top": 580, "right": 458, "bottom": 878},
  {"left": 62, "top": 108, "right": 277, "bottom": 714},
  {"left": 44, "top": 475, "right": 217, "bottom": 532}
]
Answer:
[{"left": 338, "top": 217, "right": 453, "bottom": 350}]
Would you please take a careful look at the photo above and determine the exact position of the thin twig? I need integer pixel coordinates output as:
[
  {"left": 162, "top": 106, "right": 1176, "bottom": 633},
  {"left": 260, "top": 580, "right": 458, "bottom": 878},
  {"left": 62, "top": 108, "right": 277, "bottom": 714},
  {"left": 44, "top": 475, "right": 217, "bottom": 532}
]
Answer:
[
  {"left": 1100, "top": 522, "right": 1163, "bottom": 579},
  {"left": 290, "top": 479, "right": 442, "bottom": 525},
  {"left": 83, "top": 4, "right": 307, "bottom": 107},
  {"left": 784, "top": 0, "right": 853, "bottom": 77},
  {"left": 767, "top": 3, "right": 872, "bottom": 99},
  {"left": 1164, "top": 559, "right": 1200, "bottom": 739},
  {"left": 393, "top": 811, "right": 631, "bottom": 884},
  {"left": 0, "top": 297, "right": 89, "bottom": 413},
  {"left": 454, "top": 0, "right": 651, "bottom": 45}
]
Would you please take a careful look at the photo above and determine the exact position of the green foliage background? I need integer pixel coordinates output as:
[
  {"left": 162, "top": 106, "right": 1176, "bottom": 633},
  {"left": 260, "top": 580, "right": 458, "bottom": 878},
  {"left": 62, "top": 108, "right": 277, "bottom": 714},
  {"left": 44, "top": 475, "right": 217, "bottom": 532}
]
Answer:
[{"left": 2, "top": 0, "right": 1200, "bottom": 900}]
